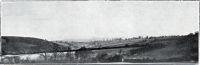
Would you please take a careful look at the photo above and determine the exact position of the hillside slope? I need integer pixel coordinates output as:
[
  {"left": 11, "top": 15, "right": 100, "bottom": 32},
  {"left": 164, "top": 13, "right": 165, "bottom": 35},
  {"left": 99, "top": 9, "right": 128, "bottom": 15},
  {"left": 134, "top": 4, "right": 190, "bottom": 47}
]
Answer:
[
  {"left": 2, "top": 36, "right": 70, "bottom": 55},
  {"left": 87, "top": 33, "right": 198, "bottom": 62},
  {"left": 125, "top": 33, "right": 198, "bottom": 62}
]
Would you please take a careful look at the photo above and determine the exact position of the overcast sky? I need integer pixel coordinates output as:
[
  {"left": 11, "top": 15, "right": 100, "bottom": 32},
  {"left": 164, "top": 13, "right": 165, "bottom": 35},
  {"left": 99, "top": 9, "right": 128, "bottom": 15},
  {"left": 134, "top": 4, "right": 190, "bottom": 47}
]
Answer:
[{"left": 2, "top": 2, "right": 199, "bottom": 41}]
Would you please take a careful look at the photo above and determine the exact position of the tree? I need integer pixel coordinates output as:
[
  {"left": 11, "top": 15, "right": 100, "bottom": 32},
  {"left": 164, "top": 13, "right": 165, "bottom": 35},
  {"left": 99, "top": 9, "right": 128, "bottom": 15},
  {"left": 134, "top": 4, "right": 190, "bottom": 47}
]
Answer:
[
  {"left": 65, "top": 52, "right": 74, "bottom": 62},
  {"left": 75, "top": 49, "right": 94, "bottom": 63},
  {"left": 96, "top": 53, "right": 108, "bottom": 62},
  {"left": 39, "top": 53, "right": 51, "bottom": 62},
  {"left": 107, "top": 54, "right": 123, "bottom": 62},
  {"left": 52, "top": 52, "right": 58, "bottom": 61}
]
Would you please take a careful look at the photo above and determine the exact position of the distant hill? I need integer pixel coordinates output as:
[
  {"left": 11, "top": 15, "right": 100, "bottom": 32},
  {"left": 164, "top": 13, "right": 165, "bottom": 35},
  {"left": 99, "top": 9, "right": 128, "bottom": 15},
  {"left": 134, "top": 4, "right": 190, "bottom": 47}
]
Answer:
[{"left": 2, "top": 36, "right": 70, "bottom": 55}]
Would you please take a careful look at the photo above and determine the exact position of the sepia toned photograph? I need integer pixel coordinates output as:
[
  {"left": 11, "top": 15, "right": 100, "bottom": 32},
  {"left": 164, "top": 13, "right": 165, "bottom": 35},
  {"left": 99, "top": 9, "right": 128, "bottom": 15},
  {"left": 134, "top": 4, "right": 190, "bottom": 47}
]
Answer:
[{"left": 1, "top": 1, "right": 199, "bottom": 65}]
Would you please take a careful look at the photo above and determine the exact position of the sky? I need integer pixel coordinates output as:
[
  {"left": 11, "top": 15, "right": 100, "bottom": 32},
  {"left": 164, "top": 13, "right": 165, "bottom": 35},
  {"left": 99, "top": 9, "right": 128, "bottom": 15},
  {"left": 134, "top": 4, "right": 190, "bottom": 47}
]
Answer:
[{"left": 1, "top": 2, "right": 199, "bottom": 41}]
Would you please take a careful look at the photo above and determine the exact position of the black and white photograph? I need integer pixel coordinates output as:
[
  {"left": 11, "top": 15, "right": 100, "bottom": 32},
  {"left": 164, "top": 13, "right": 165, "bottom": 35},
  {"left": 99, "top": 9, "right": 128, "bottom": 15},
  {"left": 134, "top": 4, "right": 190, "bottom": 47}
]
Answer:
[{"left": 1, "top": 1, "right": 199, "bottom": 65}]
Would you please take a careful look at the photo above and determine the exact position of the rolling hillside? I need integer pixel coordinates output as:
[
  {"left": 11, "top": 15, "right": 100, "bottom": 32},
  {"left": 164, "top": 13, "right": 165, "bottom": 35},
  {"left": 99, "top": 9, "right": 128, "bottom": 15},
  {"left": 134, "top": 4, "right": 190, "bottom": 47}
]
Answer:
[
  {"left": 90, "top": 32, "right": 198, "bottom": 62},
  {"left": 0, "top": 32, "right": 198, "bottom": 63},
  {"left": 50, "top": 32, "right": 198, "bottom": 63},
  {"left": 2, "top": 36, "right": 70, "bottom": 55}
]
